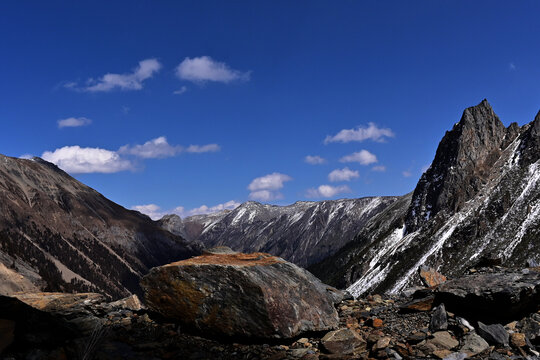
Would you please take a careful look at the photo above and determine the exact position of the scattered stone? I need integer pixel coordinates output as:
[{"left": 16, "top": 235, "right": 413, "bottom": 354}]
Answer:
[
  {"left": 321, "top": 328, "right": 366, "bottom": 355},
  {"left": 400, "top": 296, "right": 435, "bottom": 312},
  {"left": 373, "top": 336, "right": 391, "bottom": 350},
  {"left": 428, "top": 331, "right": 459, "bottom": 350},
  {"left": 442, "top": 352, "right": 468, "bottom": 360},
  {"left": 109, "top": 294, "right": 144, "bottom": 311},
  {"left": 371, "top": 318, "right": 384, "bottom": 328},
  {"left": 459, "top": 332, "right": 489, "bottom": 356},
  {"left": 509, "top": 332, "right": 527, "bottom": 348},
  {"left": 433, "top": 349, "right": 453, "bottom": 358},
  {"left": 419, "top": 266, "right": 448, "bottom": 287},
  {"left": 478, "top": 322, "right": 509, "bottom": 346},
  {"left": 430, "top": 303, "right": 448, "bottom": 332},
  {"left": 456, "top": 317, "right": 475, "bottom": 331},
  {"left": 141, "top": 250, "right": 339, "bottom": 338}
]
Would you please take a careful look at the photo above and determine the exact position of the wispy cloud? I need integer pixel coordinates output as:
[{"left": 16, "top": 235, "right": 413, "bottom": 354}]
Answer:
[
  {"left": 176, "top": 56, "right": 251, "bottom": 83},
  {"left": 186, "top": 144, "right": 221, "bottom": 153},
  {"left": 306, "top": 184, "right": 351, "bottom": 198},
  {"left": 340, "top": 150, "right": 378, "bottom": 165},
  {"left": 509, "top": 62, "right": 517, "bottom": 71},
  {"left": 118, "top": 136, "right": 182, "bottom": 159},
  {"left": 132, "top": 200, "right": 241, "bottom": 220},
  {"left": 328, "top": 167, "right": 359, "bottom": 182},
  {"left": 57, "top": 117, "right": 92, "bottom": 128},
  {"left": 41, "top": 146, "right": 134, "bottom": 174},
  {"left": 248, "top": 172, "right": 292, "bottom": 201},
  {"left": 173, "top": 86, "right": 188, "bottom": 95},
  {"left": 402, "top": 170, "right": 412, "bottom": 177},
  {"left": 305, "top": 155, "right": 326, "bottom": 165},
  {"left": 67, "top": 59, "right": 162, "bottom": 92},
  {"left": 325, "top": 123, "right": 394, "bottom": 144},
  {"left": 371, "top": 165, "right": 386, "bottom": 172}
]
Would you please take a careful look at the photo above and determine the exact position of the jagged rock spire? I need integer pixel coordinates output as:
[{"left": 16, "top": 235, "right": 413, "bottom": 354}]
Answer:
[{"left": 405, "top": 100, "right": 513, "bottom": 232}]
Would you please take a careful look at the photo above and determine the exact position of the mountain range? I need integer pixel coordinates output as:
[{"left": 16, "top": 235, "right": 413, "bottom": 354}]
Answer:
[
  {"left": 0, "top": 99, "right": 539, "bottom": 300},
  {"left": 309, "top": 99, "right": 540, "bottom": 296}
]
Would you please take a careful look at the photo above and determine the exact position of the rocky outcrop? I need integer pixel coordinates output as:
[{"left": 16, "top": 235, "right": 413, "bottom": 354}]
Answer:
[
  {"left": 434, "top": 269, "right": 540, "bottom": 324},
  {"left": 159, "top": 197, "right": 398, "bottom": 267},
  {"left": 141, "top": 248, "right": 340, "bottom": 339},
  {"left": 312, "top": 100, "right": 540, "bottom": 297},
  {"left": 0, "top": 155, "right": 198, "bottom": 299}
]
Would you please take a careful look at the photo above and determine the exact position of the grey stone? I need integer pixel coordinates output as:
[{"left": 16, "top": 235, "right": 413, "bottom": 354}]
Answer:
[
  {"left": 430, "top": 303, "right": 448, "bottom": 332},
  {"left": 459, "top": 332, "right": 489, "bottom": 356},
  {"left": 478, "top": 322, "right": 509, "bottom": 346}
]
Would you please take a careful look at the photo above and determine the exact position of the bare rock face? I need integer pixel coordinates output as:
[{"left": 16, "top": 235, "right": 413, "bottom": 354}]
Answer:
[
  {"left": 434, "top": 269, "right": 540, "bottom": 324},
  {"left": 141, "top": 249, "right": 340, "bottom": 339}
]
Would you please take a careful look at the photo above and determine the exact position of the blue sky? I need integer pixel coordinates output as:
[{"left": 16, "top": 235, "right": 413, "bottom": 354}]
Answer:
[{"left": 1, "top": 1, "right": 540, "bottom": 219}]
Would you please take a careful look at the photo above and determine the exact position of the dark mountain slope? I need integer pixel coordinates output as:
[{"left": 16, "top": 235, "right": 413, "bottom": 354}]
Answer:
[{"left": 0, "top": 155, "right": 197, "bottom": 298}]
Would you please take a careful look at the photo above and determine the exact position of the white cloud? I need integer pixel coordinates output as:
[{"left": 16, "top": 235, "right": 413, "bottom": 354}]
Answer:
[
  {"left": 118, "top": 136, "right": 183, "bottom": 159},
  {"left": 186, "top": 144, "right": 221, "bottom": 153},
  {"left": 42, "top": 146, "right": 133, "bottom": 174},
  {"left": 78, "top": 59, "right": 162, "bottom": 92},
  {"left": 132, "top": 200, "right": 241, "bottom": 220},
  {"left": 247, "top": 172, "right": 292, "bottom": 201},
  {"left": 119, "top": 137, "right": 220, "bottom": 158},
  {"left": 325, "top": 122, "right": 395, "bottom": 144},
  {"left": 305, "top": 155, "right": 326, "bottom": 165},
  {"left": 340, "top": 150, "right": 378, "bottom": 165},
  {"left": 306, "top": 185, "right": 351, "bottom": 198},
  {"left": 19, "top": 154, "right": 34, "bottom": 159},
  {"left": 328, "top": 167, "right": 359, "bottom": 182},
  {"left": 185, "top": 200, "right": 241, "bottom": 216},
  {"left": 249, "top": 190, "right": 284, "bottom": 201},
  {"left": 176, "top": 56, "right": 250, "bottom": 83},
  {"left": 371, "top": 165, "right": 387, "bottom": 172},
  {"left": 173, "top": 86, "right": 188, "bottom": 95},
  {"left": 402, "top": 170, "right": 412, "bottom": 177},
  {"left": 132, "top": 204, "right": 166, "bottom": 220},
  {"left": 57, "top": 117, "right": 92, "bottom": 128},
  {"left": 248, "top": 173, "right": 292, "bottom": 191}
]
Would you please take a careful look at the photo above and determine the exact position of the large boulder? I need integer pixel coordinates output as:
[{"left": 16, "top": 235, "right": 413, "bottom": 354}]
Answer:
[
  {"left": 434, "top": 270, "right": 540, "bottom": 324},
  {"left": 141, "top": 249, "right": 340, "bottom": 338}
]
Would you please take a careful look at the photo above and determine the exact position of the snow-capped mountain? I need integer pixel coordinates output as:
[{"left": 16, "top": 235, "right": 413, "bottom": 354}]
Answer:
[
  {"left": 310, "top": 100, "right": 540, "bottom": 296},
  {"left": 159, "top": 197, "right": 399, "bottom": 267},
  {"left": 0, "top": 155, "right": 197, "bottom": 298}
]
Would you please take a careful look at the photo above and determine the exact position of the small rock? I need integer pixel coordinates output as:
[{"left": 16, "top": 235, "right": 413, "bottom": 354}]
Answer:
[
  {"left": 430, "top": 304, "right": 448, "bottom": 332},
  {"left": 374, "top": 336, "right": 392, "bottom": 350},
  {"left": 371, "top": 318, "right": 384, "bottom": 328},
  {"left": 428, "top": 331, "right": 459, "bottom": 350},
  {"left": 321, "top": 328, "right": 366, "bottom": 355},
  {"left": 456, "top": 317, "right": 475, "bottom": 331},
  {"left": 459, "top": 332, "right": 489, "bottom": 356},
  {"left": 433, "top": 349, "right": 453, "bottom": 359},
  {"left": 419, "top": 266, "right": 448, "bottom": 287},
  {"left": 478, "top": 322, "right": 509, "bottom": 346},
  {"left": 400, "top": 296, "right": 435, "bottom": 312},
  {"left": 442, "top": 352, "right": 468, "bottom": 360},
  {"left": 407, "top": 331, "right": 427, "bottom": 344},
  {"left": 509, "top": 333, "right": 527, "bottom": 348}
]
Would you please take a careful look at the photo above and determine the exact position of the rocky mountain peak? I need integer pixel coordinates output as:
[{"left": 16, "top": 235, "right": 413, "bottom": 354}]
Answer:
[{"left": 405, "top": 100, "right": 515, "bottom": 232}]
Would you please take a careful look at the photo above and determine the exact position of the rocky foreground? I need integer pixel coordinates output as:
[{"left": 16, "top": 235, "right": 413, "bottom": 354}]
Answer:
[{"left": 1, "top": 252, "right": 540, "bottom": 359}]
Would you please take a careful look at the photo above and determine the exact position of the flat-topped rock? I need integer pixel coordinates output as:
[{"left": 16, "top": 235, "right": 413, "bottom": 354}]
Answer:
[
  {"left": 141, "top": 250, "right": 340, "bottom": 339},
  {"left": 434, "top": 269, "right": 540, "bottom": 324}
]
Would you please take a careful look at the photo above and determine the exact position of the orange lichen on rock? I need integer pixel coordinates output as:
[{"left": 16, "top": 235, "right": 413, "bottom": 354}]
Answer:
[
  {"left": 166, "top": 252, "right": 285, "bottom": 267},
  {"left": 419, "top": 267, "right": 447, "bottom": 288}
]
